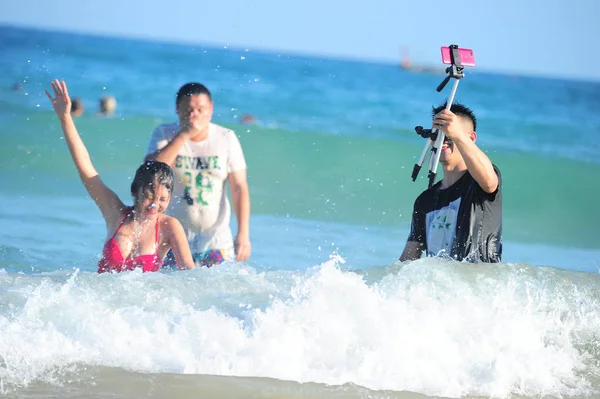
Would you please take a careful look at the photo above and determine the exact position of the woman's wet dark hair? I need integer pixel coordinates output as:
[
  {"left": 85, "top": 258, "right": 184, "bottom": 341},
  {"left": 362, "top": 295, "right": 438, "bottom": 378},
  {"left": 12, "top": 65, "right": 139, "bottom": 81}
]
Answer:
[{"left": 130, "top": 161, "right": 174, "bottom": 199}]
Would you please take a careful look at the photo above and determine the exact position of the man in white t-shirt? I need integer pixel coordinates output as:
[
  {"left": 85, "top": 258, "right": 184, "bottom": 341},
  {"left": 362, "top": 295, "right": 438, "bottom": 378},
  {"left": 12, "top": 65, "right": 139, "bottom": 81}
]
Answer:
[{"left": 145, "top": 82, "right": 251, "bottom": 266}]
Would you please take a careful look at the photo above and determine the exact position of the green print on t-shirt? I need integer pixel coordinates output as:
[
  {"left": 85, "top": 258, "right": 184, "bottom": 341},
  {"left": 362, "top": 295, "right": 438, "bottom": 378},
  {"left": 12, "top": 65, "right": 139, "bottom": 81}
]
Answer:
[
  {"left": 194, "top": 172, "right": 213, "bottom": 205},
  {"left": 177, "top": 155, "right": 220, "bottom": 206},
  {"left": 175, "top": 155, "right": 220, "bottom": 170},
  {"left": 432, "top": 215, "right": 451, "bottom": 230}
]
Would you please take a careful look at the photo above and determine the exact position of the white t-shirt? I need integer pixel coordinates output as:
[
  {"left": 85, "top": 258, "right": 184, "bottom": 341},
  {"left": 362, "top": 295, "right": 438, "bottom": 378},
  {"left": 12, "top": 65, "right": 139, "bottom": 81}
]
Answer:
[
  {"left": 425, "top": 198, "right": 461, "bottom": 257},
  {"left": 145, "top": 122, "right": 247, "bottom": 254}
]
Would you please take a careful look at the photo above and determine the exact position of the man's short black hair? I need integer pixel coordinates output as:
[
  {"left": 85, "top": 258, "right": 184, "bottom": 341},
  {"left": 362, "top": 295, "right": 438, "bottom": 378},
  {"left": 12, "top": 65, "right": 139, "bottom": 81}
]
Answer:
[
  {"left": 432, "top": 102, "right": 477, "bottom": 132},
  {"left": 176, "top": 82, "right": 212, "bottom": 107}
]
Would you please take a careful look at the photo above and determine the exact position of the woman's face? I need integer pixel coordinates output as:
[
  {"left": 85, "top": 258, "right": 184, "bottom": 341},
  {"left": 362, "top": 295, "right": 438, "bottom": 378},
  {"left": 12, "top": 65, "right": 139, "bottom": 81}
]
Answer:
[{"left": 134, "top": 182, "right": 171, "bottom": 219}]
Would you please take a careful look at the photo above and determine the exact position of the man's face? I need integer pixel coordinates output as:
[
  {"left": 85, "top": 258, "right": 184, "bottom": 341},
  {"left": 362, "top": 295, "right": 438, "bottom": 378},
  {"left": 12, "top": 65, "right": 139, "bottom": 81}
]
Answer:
[
  {"left": 439, "top": 116, "right": 475, "bottom": 165},
  {"left": 439, "top": 137, "right": 458, "bottom": 164},
  {"left": 176, "top": 94, "right": 213, "bottom": 130}
]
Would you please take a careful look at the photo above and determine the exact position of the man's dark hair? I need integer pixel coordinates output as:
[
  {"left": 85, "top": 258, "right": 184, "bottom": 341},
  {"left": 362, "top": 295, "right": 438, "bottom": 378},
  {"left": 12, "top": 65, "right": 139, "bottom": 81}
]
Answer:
[
  {"left": 131, "top": 161, "right": 174, "bottom": 198},
  {"left": 176, "top": 82, "right": 212, "bottom": 107},
  {"left": 432, "top": 102, "right": 477, "bottom": 132}
]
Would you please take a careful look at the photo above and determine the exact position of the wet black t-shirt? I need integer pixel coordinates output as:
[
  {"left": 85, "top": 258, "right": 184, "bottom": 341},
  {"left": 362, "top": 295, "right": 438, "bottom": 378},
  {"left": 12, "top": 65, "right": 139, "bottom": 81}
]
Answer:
[{"left": 407, "top": 165, "right": 502, "bottom": 263}]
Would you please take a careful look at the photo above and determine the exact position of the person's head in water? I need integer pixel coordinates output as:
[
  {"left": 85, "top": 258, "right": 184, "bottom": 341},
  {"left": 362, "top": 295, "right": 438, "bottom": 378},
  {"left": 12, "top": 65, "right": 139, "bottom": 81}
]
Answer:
[
  {"left": 432, "top": 102, "right": 477, "bottom": 166},
  {"left": 99, "top": 95, "right": 117, "bottom": 117},
  {"left": 71, "top": 97, "right": 84, "bottom": 117},
  {"left": 175, "top": 82, "right": 213, "bottom": 131},
  {"left": 130, "top": 161, "right": 174, "bottom": 219},
  {"left": 240, "top": 114, "right": 256, "bottom": 125}
]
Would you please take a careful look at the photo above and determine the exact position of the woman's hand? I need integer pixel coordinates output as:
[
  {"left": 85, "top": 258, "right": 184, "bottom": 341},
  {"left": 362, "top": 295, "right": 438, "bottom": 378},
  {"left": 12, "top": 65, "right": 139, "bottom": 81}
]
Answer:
[{"left": 45, "top": 79, "right": 71, "bottom": 119}]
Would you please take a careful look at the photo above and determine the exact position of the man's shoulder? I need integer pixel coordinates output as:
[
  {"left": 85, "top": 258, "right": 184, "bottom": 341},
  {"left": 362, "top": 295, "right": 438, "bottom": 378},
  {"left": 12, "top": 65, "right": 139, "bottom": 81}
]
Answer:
[
  {"left": 492, "top": 163, "right": 502, "bottom": 179},
  {"left": 414, "top": 183, "right": 439, "bottom": 205},
  {"left": 210, "top": 122, "right": 236, "bottom": 138},
  {"left": 152, "top": 121, "right": 180, "bottom": 136},
  {"left": 210, "top": 123, "right": 244, "bottom": 149}
]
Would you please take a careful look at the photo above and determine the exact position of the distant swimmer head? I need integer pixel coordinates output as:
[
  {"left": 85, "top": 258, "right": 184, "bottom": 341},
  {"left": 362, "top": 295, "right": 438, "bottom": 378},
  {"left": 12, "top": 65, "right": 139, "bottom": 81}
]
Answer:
[
  {"left": 240, "top": 114, "right": 256, "bottom": 125},
  {"left": 99, "top": 95, "right": 117, "bottom": 116},
  {"left": 131, "top": 161, "right": 174, "bottom": 217},
  {"left": 71, "top": 97, "right": 84, "bottom": 117}
]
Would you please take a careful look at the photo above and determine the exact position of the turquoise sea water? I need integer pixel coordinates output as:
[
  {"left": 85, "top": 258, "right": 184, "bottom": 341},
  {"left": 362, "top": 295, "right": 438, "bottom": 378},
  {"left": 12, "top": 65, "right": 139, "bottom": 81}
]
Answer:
[{"left": 1, "top": 25, "right": 599, "bottom": 398}]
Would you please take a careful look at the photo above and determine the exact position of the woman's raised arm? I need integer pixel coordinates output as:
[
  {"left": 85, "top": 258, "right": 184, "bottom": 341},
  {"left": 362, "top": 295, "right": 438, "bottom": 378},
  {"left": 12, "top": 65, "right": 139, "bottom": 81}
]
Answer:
[{"left": 45, "top": 79, "right": 125, "bottom": 228}]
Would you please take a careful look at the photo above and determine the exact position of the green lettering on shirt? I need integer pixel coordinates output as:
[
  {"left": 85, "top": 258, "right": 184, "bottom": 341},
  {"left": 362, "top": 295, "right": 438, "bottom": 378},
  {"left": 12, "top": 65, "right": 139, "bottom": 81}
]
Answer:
[
  {"left": 195, "top": 172, "right": 213, "bottom": 206},
  {"left": 209, "top": 155, "right": 220, "bottom": 170}
]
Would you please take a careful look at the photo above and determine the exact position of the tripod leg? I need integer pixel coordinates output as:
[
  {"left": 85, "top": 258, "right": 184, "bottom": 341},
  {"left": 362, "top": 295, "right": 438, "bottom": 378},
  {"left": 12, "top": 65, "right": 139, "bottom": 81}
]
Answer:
[
  {"left": 412, "top": 139, "right": 433, "bottom": 181},
  {"left": 427, "top": 79, "right": 461, "bottom": 188},
  {"left": 428, "top": 131, "right": 445, "bottom": 188}
]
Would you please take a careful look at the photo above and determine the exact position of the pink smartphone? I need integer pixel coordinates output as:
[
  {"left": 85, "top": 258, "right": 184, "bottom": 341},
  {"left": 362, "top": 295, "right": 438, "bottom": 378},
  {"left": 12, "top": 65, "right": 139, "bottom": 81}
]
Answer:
[{"left": 441, "top": 46, "right": 475, "bottom": 67}]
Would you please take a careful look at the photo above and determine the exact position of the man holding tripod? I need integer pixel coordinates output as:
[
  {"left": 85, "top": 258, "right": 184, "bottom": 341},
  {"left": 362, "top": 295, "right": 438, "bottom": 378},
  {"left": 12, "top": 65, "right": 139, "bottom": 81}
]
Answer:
[{"left": 400, "top": 103, "right": 502, "bottom": 263}]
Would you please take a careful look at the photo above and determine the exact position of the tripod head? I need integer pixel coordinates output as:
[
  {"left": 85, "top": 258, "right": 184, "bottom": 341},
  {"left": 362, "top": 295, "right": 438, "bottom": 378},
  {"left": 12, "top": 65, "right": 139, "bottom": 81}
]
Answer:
[
  {"left": 437, "top": 46, "right": 465, "bottom": 90},
  {"left": 414, "top": 125, "right": 437, "bottom": 140},
  {"left": 414, "top": 125, "right": 453, "bottom": 142}
]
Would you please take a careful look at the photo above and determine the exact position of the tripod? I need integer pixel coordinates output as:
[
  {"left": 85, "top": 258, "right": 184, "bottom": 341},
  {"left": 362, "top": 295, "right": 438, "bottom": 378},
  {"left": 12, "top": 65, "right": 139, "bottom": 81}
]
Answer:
[{"left": 411, "top": 45, "right": 466, "bottom": 188}]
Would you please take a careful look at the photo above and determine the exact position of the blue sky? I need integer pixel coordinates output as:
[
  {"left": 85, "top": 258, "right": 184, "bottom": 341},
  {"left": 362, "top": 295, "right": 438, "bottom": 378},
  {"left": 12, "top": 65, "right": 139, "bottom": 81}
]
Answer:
[{"left": 2, "top": 0, "right": 599, "bottom": 81}]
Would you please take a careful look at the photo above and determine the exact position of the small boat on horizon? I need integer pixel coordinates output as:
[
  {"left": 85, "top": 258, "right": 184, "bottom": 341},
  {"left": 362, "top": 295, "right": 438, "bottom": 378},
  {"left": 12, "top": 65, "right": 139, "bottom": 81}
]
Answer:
[{"left": 399, "top": 46, "right": 445, "bottom": 75}]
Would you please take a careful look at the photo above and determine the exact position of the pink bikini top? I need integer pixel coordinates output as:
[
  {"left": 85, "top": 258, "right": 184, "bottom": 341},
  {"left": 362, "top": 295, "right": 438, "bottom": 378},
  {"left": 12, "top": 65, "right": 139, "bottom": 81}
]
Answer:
[{"left": 97, "top": 210, "right": 162, "bottom": 273}]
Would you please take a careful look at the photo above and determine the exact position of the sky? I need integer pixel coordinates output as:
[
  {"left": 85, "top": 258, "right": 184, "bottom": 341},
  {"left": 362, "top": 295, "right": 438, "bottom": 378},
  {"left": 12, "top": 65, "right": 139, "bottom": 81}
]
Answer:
[{"left": 1, "top": 0, "right": 599, "bottom": 81}]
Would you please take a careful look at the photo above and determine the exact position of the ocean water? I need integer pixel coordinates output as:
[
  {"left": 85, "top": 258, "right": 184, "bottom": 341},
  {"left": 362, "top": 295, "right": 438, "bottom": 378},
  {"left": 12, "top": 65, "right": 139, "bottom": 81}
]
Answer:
[{"left": 0, "top": 25, "right": 600, "bottom": 398}]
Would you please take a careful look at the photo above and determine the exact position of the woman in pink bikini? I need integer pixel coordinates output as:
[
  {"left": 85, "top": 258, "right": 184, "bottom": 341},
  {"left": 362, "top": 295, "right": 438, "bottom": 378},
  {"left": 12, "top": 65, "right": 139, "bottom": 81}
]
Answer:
[{"left": 46, "top": 79, "right": 195, "bottom": 273}]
